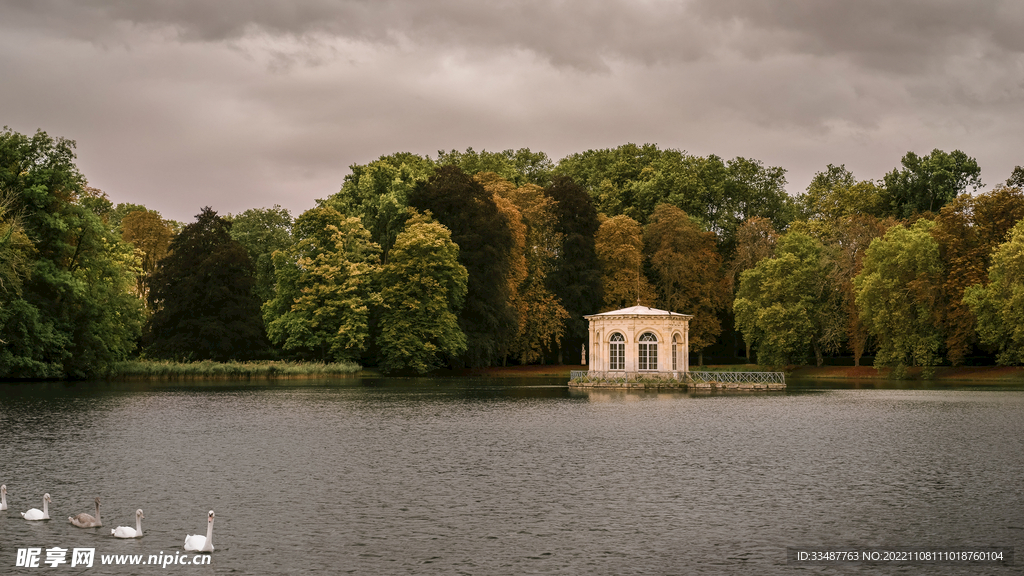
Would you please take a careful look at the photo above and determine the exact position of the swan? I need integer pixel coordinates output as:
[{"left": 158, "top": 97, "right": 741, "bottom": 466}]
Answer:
[
  {"left": 183, "top": 510, "right": 215, "bottom": 553},
  {"left": 0, "top": 484, "right": 7, "bottom": 511},
  {"left": 69, "top": 497, "right": 103, "bottom": 528},
  {"left": 21, "top": 493, "right": 51, "bottom": 520},
  {"left": 111, "top": 509, "right": 144, "bottom": 538}
]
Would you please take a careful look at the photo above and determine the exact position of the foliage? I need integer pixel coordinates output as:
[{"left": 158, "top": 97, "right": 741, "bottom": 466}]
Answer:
[
  {"left": 263, "top": 206, "right": 379, "bottom": 363},
  {"left": 120, "top": 209, "right": 173, "bottom": 308},
  {"left": 554, "top": 143, "right": 796, "bottom": 252},
  {"left": 854, "top": 220, "right": 945, "bottom": 374},
  {"left": 111, "top": 359, "right": 360, "bottom": 380},
  {"left": 544, "top": 174, "right": 603, "bottom": 361},
  {"left": 931, "top": 187, "right": 1024, "bottom": 364},
  {"left": 963, "top": 220, "right": 1024, "bottom": 365},
  {"left": 818, "top": 215, "right": 895, "bottom": 366},
  {"left": 734, "top": 231, "right": 838, "bottom": 366},
  {"left": 0, "top": 127, "right": 144, "bottom": 378},
  {"left": 145, "top": 207, "right": 265, "bottom": 361},
  {"left": 438, "top": 147, "right": 554, "bottom": 187},
  {"left": 1008, "top": 166, "right": 1024, "bottom": 188},
  {"left": 408, "top": 165, "right": 519, "bottom": 367},
  {"left": 376, "top": 212, "right": 468, "bottom": 373},
  {"left": 478, "top": 173, "right": 568, "bottom": 363},
  {"left": 881, "top": 149, "right": 982, "bottom": 218},
  {"left": 229, "top": 205, "right": 293, "bottom": 305},
  {"left": 799, "top": 164, "right": 885, "bottom": 222},
  {"left": 325, "top": 152, "right": 434, "bottom": 262},
  {"left": 595, "top": 215, "right": 657, "bottom": 310},
  {"left": 645, "top": 205, "right": 730, "bottom": 358},
  {"left": 727, "top": 216, "right": 779, "bottom": 291}
]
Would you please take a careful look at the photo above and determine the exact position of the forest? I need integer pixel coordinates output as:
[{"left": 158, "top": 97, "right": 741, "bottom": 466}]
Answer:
[{"left": 3, "top": 126, "right": 1024, "bottom": 379}]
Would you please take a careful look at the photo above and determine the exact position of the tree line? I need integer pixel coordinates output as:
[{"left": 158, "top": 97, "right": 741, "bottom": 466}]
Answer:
[{"left": 3, "top": 127, "right": 1024, "bottom": 378}]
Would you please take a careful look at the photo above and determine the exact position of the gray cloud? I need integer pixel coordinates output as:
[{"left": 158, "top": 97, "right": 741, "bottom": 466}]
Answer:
[{"left": 2, "top": 1, "right": 1022, "bottom": 222}]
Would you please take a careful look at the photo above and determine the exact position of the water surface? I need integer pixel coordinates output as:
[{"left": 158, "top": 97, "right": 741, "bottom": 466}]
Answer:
[{"left": 1, "top": 378, "right": 1021, "bottom": 574}]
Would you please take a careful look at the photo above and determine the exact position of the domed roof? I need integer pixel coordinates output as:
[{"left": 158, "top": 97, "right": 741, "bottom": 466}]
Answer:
[{"left": 585, "top": 305, "right": 692, "bottom": 318}]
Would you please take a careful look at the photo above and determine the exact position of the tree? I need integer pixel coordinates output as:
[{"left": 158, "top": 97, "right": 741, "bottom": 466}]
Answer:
[
  {"left": 408, "top": 165, "right": 519, "bottom": 367},
  {"left": 964, "top": 220, "right": 1024, "bottom": 365},
  {"left": 145, "top": 207, "right": 265, "bottom": 361},
  {"left": 263, "top": 206, "right": 379, "bottom": 362},
  {"left": 931, "top": 187, "right": 1024, "bottom": 364},
  {"left": 325, "top": 152, "right": 434, "bottom": 262},
  {"left": 645, "top": 205, "right": 730, "bottom": 364},
  {"left": 545, "top": 175, "right": 603, "bottom": 364},
  {"left": 881, "top": 149, "right": 982, "bottom": 218},
  {"left": 376, "top": 212, "right": 468, "bottom": 373},
  {"left": 1006, "top": 166, "right": 1024, "bottom": 188},
  {"left": 229, "top": 205, "right": 293, "bottom": 306},
  {"left": 819, "top": 215, "right": 895, "bottom": 366},
  {"left": 726, "top": 216, "right": 779, "bottom": 359},
  {"left": 120, "top": 209, "right": 173, "bottom": 309},
  {"left": 733, "top": 231, "right": 839, "bottom": 367},
  {"left": 799, "top": 164, "right": 885, "bottom": 223},
  {"left": 437, "top": 147, "right": 554, "bottom": 187},
  {"left": 477, "top": 173, "right": 569, "bottom": 364},
  {"left": 595, "top": 215, "right": 657, "bottom": 311},
  {"left": 854, "top": 220, "right": 945, "bottom": 376},
  {"left": 0, "top": 128, "right": 144, "bottom": 378}
]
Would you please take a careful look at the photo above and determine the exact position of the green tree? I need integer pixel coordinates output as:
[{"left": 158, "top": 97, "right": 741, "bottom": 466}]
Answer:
[
  {"left": 1006, "top": 166, "right": 1024, "bottom": 188},
  {"left": 0, "top": 128, "right": 144, "bottom": 378},
  {"left": 545, "top": 175, "right": 603, "bottom": 364},
  {"left": 376, "top": 212, "right": 468, "bottom": 373},
  {"left": 438, "top": 147, "right": 554, "bottom": 187},
  {"left": 145, "top": 207, "right": 265, "bottom": 361},
  {"left": 854, "top": 220, "right": 945, "bottom": 376},
  {"left": 408, "top": 165, "right": 519, "bottom": 367},
  {"left": 799, "top": 164, "right": 885, "bottom": 223},
  {"left": 595, "top": 215, "right": 657, "bottom": 311},
  {"left": 733, "top": 230, "right": 839, "bottom": 367},
  {"left": 263, "top": 206, "right": 380, "bottom": 362},
  {"left": 881, "top": 149, "right": 982, "bottom": 218},
  {"left": 229, "top": 205, "right": 293, "bottom": 306},
  {"left": 555, "top": 144, "right": 795, "bottom": 252},
  {"left": 325, "top": 152, "right": 434, "bottom": 262},
  {"left": 964, "top": 220, "right": 1024, "bottom": 364}
]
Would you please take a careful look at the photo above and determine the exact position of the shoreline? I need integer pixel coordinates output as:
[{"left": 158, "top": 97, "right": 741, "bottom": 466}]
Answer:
[{"left": 450, "top": 364, "right": 1024, "bottom": 383}]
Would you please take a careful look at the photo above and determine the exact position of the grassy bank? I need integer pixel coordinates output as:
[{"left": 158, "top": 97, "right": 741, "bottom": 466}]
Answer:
[
  {"left": 110, "top": 359, "right": 362, "bottom": 380},
  {"left": 788, "top": 365, "right": 1024, "bottom": 382}
]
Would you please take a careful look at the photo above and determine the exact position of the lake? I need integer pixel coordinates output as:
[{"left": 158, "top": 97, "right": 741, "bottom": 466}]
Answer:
[{"left": 1, "top": 377, "right": 1021, "bottom": 574}]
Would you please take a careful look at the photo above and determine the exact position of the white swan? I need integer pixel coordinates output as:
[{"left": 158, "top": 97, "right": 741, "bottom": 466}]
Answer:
[
  {"left": 69, "top": 497, "right": 103, "bottom": 528},
  {"left": 183, "top": 510, "right": 215, "bottom": 553},
  {"left": 21, "top": 493, "right": 51, "bottom": 520},
  {"left": 111, "top": 509, "right": 144, "bottom": 538},
  {"left": 0, "top": 484, "right": 7, "bottom": 511}
]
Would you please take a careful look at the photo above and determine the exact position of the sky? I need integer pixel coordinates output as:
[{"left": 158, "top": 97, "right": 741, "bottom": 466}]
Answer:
[{"left": 3, "top": 0, "right": 1023, "bottom": 223}]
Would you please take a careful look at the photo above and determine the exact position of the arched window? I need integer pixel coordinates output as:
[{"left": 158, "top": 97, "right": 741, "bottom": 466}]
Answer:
[
  {"left": 639, "top": 332, "right": 658, "bottom": 370},
  {"left": 672, "top": 334, "right": 679, "bottom": 371},
  {"left": 609, "top": 333, "right": 625, "bottom": 370}
]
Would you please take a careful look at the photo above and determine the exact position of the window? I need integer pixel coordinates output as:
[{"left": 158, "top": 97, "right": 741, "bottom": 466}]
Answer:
[
  {"left": 638, "top": 332, "right": 658, "bottom": 370},
  {"left": 609, "top": 333, "right": 625, "bottom": 370},
  {"left": 672, "top": 334, "right": 679, "bottom": 371}
]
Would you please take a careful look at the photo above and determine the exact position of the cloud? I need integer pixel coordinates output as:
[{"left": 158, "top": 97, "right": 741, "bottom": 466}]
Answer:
[{"left": 1, "top": 1, "right": 1022, "bottom": 221}]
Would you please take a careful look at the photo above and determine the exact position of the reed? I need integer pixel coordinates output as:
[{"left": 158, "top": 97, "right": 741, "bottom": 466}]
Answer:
[{"left": 110, "top": 359, "right": 362, "bottom": 380}]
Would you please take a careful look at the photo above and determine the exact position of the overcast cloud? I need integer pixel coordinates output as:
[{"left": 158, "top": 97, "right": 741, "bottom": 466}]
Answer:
[{"left": 3, "top": 0, "right": 1022, "bottom": 222}]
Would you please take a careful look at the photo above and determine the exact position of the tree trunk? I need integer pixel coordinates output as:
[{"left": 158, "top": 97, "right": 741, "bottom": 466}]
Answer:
[{"left": 813, "top": 342, "right": 823, "bottom": 367}]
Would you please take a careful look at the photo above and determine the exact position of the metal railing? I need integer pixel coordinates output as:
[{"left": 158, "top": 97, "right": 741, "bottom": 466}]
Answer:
[{"left": 569, "top": 370, "right": 785, "bottom": 385}]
